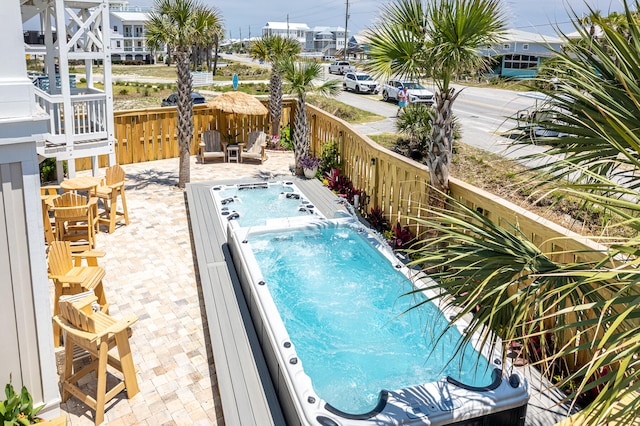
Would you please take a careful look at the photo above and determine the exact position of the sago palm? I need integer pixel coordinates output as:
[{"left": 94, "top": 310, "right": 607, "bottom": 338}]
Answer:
[
  {"left": 366, "top": 0, "right": 506, "bottom": 200},
  {"left": 250, "top": 35, "right": 301, "bottom": 137},
  {"left": 146, "top": 0, "right": 222, "bottom": 189},
  {"left": 280, "top": 59, "right": 341, "bottom": 175},
  {"left": 409, "top": 1, "right": 640, "bottom": 423}
]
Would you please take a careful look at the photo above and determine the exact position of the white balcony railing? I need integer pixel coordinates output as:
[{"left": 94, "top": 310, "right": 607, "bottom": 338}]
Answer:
[{"left": 34, "top": 87, "right": 108, "bottom": 145}]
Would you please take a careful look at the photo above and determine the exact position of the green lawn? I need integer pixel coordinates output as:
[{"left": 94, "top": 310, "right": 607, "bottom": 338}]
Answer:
[{"left": 93, "top": 61, "right": 270, "bottom": 81}]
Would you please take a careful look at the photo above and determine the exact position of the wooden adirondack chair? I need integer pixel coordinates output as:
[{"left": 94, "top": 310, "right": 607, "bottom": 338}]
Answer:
[
  {"left": 47, "top": 241, "right": 108, "bottom": 347},
  {"left": 241, "top": 130, "right": 267, "bottom": 164},
  {"left": 95, "top": 164, "right": 129, "bottom": 234},
  {"left": 51, "top": 192, "right": 99, "bottom": 251},
  {"left": 53, "top": 292, "right": 138, "bottom": 426},
  {"left": 199, "top": 130, "right": 225, "bottom": 163},
  {"left": 40, "top": 185, "right": 60, "bottom": 245}
]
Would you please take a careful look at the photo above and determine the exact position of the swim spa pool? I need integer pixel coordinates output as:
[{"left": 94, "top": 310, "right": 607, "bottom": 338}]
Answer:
[
  {"left": 226, "top": 217, "right": 529, "bottom": 425},
  {"left": 211, "top": 181, "right": 325, "bottom": 228}
]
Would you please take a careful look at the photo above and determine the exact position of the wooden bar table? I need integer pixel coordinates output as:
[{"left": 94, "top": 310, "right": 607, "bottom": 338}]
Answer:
[{"left": 60, "top": 176, "right": 102, "bottom": 196}]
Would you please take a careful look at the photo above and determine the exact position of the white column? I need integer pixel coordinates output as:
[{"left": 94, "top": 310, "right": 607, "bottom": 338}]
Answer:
[{"left": 0, "top": 1, "right": 36, "bottom": 119}]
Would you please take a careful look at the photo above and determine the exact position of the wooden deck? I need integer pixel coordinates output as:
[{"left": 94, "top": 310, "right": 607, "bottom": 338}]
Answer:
[{"left": 186, "top": 177, "right": 348, "bottom": 426}]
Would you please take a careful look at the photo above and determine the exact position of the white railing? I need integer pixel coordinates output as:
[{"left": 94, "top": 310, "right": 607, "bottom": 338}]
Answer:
[{"left": 34, "top": 87, "right": 108, "bottom": 144}]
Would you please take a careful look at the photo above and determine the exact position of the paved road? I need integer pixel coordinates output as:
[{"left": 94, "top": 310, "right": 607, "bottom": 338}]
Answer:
[{"left": 332, "top": 79, "right": 548, "bottom": 164}]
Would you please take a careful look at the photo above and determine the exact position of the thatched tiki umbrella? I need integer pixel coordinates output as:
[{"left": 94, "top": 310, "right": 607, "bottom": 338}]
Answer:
[{"left": 207, "top": 92, "right": 268, "bottom": 144}]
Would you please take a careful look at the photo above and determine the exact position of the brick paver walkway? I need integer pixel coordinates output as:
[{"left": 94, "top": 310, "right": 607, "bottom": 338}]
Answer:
[{"left": 57, "top": 151, "right": 295, "bottom": 425}]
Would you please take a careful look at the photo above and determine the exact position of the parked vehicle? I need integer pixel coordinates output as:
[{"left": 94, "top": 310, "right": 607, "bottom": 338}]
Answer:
[
  {"left": 161, "top": 92, "right": 206, "bottom": 107},
  {"left": 343, "top": 72, "right": 379, "bottom": 94},
  {"left": 381, "top": 80, "right": 435, "bottom": 105},
  {"left": 328, "top": 60, "right": 356, "bottom": 75}
]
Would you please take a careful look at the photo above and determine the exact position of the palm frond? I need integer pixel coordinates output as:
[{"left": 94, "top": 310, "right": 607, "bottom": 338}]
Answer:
[{"left": 407, "top": 186, "right": 640, "bottom": 424}]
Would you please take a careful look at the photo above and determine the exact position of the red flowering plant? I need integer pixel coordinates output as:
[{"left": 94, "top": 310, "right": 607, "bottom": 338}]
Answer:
[
  {"left": 386, "top": 222, "right": 414, "bottom": 249},
  {"left": 324, "top": 168, "right": 361, "bottom": 205},
  {"left": 366, "top": 207, "right": 389, "bottom": 232}
]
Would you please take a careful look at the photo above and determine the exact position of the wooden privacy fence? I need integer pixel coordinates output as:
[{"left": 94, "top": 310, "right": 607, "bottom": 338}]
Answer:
[
  {"left": 75, "top": 98, "right": 295, "bottom": 170},
  {"left": 307, "top": 104, "right": 610, "bottom": 265}
]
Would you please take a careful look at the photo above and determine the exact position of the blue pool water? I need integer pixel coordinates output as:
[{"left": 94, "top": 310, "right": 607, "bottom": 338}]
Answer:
[
  {"left": 250, "top": 226, "right": 494, "bottom": 415},
  {"left": 214, "top": 183, "right": 320, "bottom": 227}
]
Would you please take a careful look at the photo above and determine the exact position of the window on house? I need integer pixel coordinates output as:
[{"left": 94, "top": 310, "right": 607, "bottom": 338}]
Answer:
[
  {"left": 116, "top": 41, "right": 121, "bottom": 48},
  {"left": 503, "top": 43, "right": 510, "bottom": 50},
  {"left": 113, "top": 26, "right": 118, "bottom": 32},
  {"left": 137, "top": 41, "right": 142, "bottom": 47},
  {"left": 503, "top": 54, "right": 538, "bottom": 70},
  {"left": 523, "top": 44, "right": 529, "bottom": 50}
]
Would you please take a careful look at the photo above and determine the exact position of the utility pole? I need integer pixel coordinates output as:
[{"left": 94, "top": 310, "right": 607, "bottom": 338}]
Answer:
[
  {"left": 239, "top": 27, "right": 242, "bottom": 50},
  {"left": 343, "top": 0, "right": 349, "bottom": 60},
  {"left": 287, "top": 14, "right": 290, "bottom": 38}
]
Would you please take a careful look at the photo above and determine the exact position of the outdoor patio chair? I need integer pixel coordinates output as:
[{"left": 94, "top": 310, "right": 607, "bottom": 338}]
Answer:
[
  {"left": 51, "top": 192, "right": 99, "bottom": 252},
  {"left": 53, "top": 291, "right": 138, "bottom": 426},
  {"left": 95, "top": 164, "right": 129, "bottom": 234},
  {"left": 47, "top": 240, "right": 109, "bottom": 347},
  {"left": 199, "top": 129, "right": 225, "bottom": 163},
  {"left": 241, "top": 130, "right": 267, "bottom": 164},
  {"left": 41, "top": 185, "right": 61, "bottom": 245}
]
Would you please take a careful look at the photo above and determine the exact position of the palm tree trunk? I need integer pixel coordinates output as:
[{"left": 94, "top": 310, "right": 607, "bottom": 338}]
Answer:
[
  {"left": 269, "top": 71, "right": 282, "bottom": 137},
  {"left": 175, "top": 49, "right": 194, "bottom": 189},
  {"left": 292, "top": 95, "right": 309, "bottom": 175},
  {"left": 212, "top": 36, "right": 219, "bottom": 75},
  {"left": 426, "top": 88, "right": 459, "bottom": 206}
]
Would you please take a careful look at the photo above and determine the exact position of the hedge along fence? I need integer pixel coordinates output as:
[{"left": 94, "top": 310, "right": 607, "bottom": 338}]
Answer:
[
  {"left": 74, "top": 98, "right": 296, "bottom": 170},
  {"left": 306, "top": 103, "right": 616, "bottom": 370}
]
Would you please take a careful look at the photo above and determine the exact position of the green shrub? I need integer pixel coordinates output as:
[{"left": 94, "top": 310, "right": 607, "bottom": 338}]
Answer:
[
  {"left": 0, "top": 378, "right": 44, "bottom": 425},
  {"left": 279, "top": 126, "right": 293, "bottom": 150},
  {"left": 319, "top": 140, "right": 340, "bottom": 175},
  {"left": 40, "top": 158, "right": 66, "bottom": 183}
]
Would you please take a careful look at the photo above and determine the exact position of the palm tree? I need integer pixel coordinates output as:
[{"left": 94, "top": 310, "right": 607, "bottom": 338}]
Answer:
[
  {"left": 409, "top": 1, "right": 640, "bottom": 423},
  {"left": 366, "top": 0, "right": 506, "bottom": 201},
  {"left": 192, "top": 7, "right": 223, "bottom": 72},
  {"left": 146, "top": 0, "right": 222, "bottom": 189},
  {"left": 280, "top": 59, "right": 341, "bottom": 175},
  {"left": 250, "top": 35, "right": 301, "bottom": 137}
]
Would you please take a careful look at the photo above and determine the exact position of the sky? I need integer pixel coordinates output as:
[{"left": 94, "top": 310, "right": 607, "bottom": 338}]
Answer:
[{"left": 128, "top": 0, "right": 629, "bottom": 39}]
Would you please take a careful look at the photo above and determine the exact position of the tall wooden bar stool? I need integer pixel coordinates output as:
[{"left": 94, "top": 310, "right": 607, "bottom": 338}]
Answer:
[
  {"left": 47, "top": 241, "right": 109, "bottom": 347},
  {"left": 53, "top": 292, "right": 139, "bottom": 426},
  {"left": 40, "top": 185, "right": 60, "bottom": 246},
  {"left": 52, "top": 192, "right": 99, "bottom": 252},
  {"left": 95, "top": 165, "right": 129, "bottom": 234}
]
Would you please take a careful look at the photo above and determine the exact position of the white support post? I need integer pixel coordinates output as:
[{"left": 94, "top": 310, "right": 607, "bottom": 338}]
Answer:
[
  {"left": 101, "top": 1, "right": 117, "bottom": 166},
  {"left": 55, "top": 0, "right": 76, "bottom": 177}
]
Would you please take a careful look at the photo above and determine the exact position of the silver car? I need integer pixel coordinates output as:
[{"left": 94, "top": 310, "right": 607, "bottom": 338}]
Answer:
[{"left": 343, "top": 72, "right": 379, "bottom": 94}]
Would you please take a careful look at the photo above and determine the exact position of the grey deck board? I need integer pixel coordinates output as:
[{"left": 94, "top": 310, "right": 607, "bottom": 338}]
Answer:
[
  {"left": 294, "top": 178, "right": 349, "bottom": 218},
  {"left": 186, "top": 182, "right": 285, "bottom": 426}
]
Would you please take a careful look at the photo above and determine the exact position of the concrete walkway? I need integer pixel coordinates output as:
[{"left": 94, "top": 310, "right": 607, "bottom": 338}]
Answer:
[{"left": 55, "top": 150, "right": 574, "bottom": 426}]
